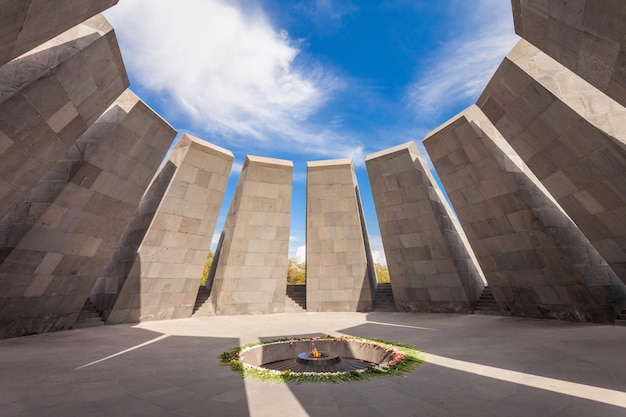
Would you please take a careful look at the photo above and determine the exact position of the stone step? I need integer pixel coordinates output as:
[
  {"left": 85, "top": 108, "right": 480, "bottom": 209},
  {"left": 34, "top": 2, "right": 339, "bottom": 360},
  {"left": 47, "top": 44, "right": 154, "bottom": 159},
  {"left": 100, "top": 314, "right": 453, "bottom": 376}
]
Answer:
[
  {"left": 374, "top": 294, "right": 394, "bottom": 299},
  {"left": 614, "top": 307, "right": 626, "bottom": 324},
  {"left": 476, "top": 302, "right": 499, "bottom": 308},
  {"left": 73, "top": 299, "right": 104, "bottom": 329},
  {"left": 374, "top": 284, "right": 395, "bottom": 311},
  {"left": 475, "top": 302, "right": 500, "bottom": 308},
  {"left": 374, "top": 305, "right": 396, "bottom": 312},
  {"left": 474, "top": 310, "right": 503, "bottom": 316},
  {"left": 478, "top": 295, "right": 496, "bottom": 300},
  {"left": 286, "top": 285, "right": 306, "bottom": 311},
  {"left": 474, "top": 286, "right": 501, "bottom": 315},
  {"left": 285, "top": 297, "right": 306, "bottom": 313},
  {"left": 193, "top": 287, "right": 211, "bottom": 314},
  {"left": 72, "top": 320, "right": 105, "bottom": 329},
  {"left": 194, "top": 297, "right": 209, "bottom": 305},
  {"left": 76, "top": 315, "right": 105, "bottom": 323},
  {"left": 78, "top": 310, "right": 100, "bottom": 318}
]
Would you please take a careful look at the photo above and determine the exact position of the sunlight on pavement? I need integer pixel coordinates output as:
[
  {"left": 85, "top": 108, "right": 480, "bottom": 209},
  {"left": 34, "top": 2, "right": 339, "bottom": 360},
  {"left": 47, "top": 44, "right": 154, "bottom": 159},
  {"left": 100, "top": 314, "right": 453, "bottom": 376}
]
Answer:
[{"left": 426, "top": 353, "right": 626, "bottom": 408}]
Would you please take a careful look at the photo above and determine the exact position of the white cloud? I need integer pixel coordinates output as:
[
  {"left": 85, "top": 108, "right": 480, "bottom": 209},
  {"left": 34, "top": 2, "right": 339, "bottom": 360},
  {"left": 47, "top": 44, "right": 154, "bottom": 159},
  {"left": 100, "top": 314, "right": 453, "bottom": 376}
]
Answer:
[
  {"left": 295, "top": 245, "right": 306, "bottom": 263},
  {"left": 105, "top": 0, "right": 362, "bottom": 158},
  {"left": 292, "top": 170, "right": 307, "bottom": 183},
  {"left": 230, "top": 161, "right": 243, "bottom": 177},
  {"left": 370, "top": 250, "right": 386, "bottom": 266},
  {"left": 311, "top": 0, "right": 357, "bottom": 22},
  {"left": 406, "top": 0, "right": 519, "bottom": 120},
  {"left": 210, "top": 233, "right": 221, "bottom": 250},
  {"left": 368, "top": 235, "right": 387, "bottom": 265}
]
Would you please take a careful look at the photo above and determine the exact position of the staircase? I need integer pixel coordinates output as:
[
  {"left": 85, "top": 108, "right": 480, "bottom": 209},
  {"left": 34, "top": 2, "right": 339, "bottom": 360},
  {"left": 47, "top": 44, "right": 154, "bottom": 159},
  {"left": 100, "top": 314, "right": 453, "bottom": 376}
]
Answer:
[
  {"left": 374, "top": 283, "right": 396, "bottom": 311},
  {"left": 615, "top": 307, "right": 626, "bottom": 326},
  {"left": 192, "top": 286, "right": 211, "bottom": 315},
  {"left": 72, "top": 299, "right": 104, "bottom": 329},
  {"left": 474, "top": 286, "right": 501, "bottom": 315},
  {"left": 286, "top": 285, "right": 306, "bottom": 312}
]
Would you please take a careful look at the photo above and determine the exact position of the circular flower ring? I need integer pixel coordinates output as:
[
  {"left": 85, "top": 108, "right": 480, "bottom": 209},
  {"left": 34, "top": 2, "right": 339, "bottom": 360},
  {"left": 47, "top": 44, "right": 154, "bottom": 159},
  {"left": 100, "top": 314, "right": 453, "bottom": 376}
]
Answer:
[{"left": 219, "top": 335, "right": 424, "bottom": 384}]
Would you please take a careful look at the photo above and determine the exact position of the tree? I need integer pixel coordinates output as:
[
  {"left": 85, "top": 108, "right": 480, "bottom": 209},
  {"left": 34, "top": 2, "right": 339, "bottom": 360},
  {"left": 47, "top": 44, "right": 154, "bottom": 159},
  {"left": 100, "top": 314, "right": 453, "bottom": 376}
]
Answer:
[
  {"left": 287, "top": 257, "right": 306, "bottom": 285},
  {"left": 199, "top": 250, "right": 215, "bottom": 286},
  {"left": 375, "top": 263, "right": 390, "bottom": 283}
]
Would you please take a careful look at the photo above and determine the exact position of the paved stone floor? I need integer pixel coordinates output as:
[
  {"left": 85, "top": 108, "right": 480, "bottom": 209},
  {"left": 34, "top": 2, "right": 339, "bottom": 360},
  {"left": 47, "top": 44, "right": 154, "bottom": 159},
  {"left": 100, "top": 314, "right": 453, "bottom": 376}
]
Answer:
[{"left": 1, "top": 312, "right": 625, "bottom": 416}]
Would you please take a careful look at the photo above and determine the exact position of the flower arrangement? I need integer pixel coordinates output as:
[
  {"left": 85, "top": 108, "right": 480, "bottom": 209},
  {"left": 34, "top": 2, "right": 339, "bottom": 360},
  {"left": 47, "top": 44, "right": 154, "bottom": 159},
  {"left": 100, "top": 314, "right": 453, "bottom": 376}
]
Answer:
[{"left": 219, "top": 335, "right": 424, "bottom": 384}]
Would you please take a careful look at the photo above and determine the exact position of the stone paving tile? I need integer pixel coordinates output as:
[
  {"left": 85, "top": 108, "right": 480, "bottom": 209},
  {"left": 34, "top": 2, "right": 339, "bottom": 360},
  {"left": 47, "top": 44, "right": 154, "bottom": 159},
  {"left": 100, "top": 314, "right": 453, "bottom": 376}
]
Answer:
[{"left": 0, "top": 312, "right": 625, "bottom": 417}]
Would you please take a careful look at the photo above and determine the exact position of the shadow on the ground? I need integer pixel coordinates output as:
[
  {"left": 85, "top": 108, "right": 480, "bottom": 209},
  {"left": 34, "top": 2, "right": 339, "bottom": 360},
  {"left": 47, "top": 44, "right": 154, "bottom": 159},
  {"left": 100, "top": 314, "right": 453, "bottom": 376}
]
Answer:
[{"left": 0, "top": 327, "right": 250, "bottom": 417}]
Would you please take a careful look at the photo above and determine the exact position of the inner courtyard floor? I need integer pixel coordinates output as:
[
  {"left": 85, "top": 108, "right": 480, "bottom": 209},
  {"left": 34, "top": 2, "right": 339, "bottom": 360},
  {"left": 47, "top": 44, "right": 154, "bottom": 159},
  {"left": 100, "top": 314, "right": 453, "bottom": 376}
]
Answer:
[{"left": 1, "top": 312, "right": 625, "bottom": 417}]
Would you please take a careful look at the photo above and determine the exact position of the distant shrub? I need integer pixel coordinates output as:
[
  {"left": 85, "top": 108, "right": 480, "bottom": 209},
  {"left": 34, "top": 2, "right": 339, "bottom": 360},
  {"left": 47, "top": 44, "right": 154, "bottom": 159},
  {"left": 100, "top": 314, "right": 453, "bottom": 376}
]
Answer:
[{"left": 199, "top": 250, "right": 214, "bottom": 286}]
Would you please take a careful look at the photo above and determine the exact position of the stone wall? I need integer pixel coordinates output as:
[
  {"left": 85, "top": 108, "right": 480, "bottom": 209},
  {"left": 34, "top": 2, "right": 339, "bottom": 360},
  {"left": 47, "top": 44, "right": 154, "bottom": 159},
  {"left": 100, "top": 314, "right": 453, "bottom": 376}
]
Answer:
[
  {"left": 306, "top": 159, "right": 375, "bottom": 312},
  {"left": 1, "top": 1, "right": 624, "bottom": 336},
  {"left": 0, "top": 89, "right": 174, "bottom": 338},
  {"left": 0, "top": 14, "right": 128, "bottom": 221},
  {"left": 209, "top": 156, "right": 292, "bottom": 315},
  {"left": 106, "top": 135, "right": 233, "bottom": 324},
  {"left": 424, "top": 105, "right": 625, "bottom": 322},
  {"left": 0, "top": 0, "right": 119, "bottom": 66},
  {"left": 478, "top": 39, "right": 626, "bottom": 283},
  {"left": 511, "top": 0, "right": 626, "bottom": 107},
  {"left": 365, "top": 142, "right": 485, "bottom": 313}
]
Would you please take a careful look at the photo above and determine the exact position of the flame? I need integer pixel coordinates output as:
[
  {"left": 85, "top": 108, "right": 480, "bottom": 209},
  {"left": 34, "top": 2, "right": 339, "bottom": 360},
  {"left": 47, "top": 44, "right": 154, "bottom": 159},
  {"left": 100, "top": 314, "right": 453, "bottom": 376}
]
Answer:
[{"left": 311, "top": 342, "right": 322, "bottom": 358}]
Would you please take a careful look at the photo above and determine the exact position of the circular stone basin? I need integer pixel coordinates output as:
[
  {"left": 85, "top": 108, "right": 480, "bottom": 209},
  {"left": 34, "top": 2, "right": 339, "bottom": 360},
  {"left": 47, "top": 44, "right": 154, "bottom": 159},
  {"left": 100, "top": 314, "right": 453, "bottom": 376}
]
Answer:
[
  {"left": 239, "top": 338, "right": 395, "bottom": 374},
  {"left": 296, "top": 351, "right": 341, "bottom": 367}
]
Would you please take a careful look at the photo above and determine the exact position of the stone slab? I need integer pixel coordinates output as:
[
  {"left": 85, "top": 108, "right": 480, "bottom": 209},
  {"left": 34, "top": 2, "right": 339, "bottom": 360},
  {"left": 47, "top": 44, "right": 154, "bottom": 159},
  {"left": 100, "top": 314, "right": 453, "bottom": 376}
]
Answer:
[
  {"left": 0, "top": 14, "right": 129, "bottom": 221},
  {"left": 511, "top": 0, "right": 626, "bottom": 107},
  {"left": 478, "top": 39, "right": 626, "bottom": 284},
  {"left": 208, "top": 155, "right": 292, "bottom": 315},
  {"left": 365, "top": 142, "right": 485, "bottom": 313},
  {"left": 0, "top": 0, "right": 119, "bottom": 66},
  {"left": 0, "top": 90, "right": 175, "bottom": 338},
  {"left": 306, "top": 159, "right": 375, "bottom": 312},
  {"left": 424, "top": 105, "right": 626, "bottom": 322},
  {"left": 106, "top": 134, "right": 233, "bottom": 324}
]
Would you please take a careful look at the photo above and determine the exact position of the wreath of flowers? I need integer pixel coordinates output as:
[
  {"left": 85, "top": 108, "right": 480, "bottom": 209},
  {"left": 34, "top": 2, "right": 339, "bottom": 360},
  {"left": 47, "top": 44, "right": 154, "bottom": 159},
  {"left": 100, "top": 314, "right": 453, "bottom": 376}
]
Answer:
[{"left": 219, "top": 335, "right": 424, "bottom": 383}]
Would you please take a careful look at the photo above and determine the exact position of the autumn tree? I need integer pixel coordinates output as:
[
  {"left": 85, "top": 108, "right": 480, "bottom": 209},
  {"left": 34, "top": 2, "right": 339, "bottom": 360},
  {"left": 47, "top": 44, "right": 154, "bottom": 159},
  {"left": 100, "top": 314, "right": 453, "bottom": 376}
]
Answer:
[
  {"left": 199, "top": 250, "right": 215, "bottom": 286},
  {"left": 287, "top": 257, "right": 306, "bottom": 285},
  {"left": 374, "top": 263, "right": 390, "bottom": 283}
]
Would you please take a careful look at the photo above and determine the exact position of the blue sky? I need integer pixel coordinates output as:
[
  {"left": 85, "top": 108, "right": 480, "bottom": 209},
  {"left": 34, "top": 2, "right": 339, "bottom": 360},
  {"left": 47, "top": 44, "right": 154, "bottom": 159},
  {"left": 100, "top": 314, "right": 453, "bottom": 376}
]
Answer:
[{"left": 104, "top": 0, "right": 519, "bottom": 264}]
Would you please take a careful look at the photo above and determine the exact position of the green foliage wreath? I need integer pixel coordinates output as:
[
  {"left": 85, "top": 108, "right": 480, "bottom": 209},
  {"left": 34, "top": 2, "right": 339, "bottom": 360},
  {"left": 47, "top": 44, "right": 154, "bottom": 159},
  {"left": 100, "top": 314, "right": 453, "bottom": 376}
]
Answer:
[{"left": 219, "top": 335, "right": 424, "bottom": 384}]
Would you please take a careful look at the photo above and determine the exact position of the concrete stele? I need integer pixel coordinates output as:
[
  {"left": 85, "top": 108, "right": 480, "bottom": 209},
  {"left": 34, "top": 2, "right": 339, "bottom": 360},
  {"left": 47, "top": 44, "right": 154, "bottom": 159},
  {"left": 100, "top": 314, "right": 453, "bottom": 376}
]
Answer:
[
  {"left": 209, "top": 155, "right": 293, "bottom": 315},
  {"left": 306, "top": 159, "right": 375, "bottom": 312},
  {"left": 477, "top": 39, "right": 626, "bottom": 283},
  {"left": 106, "top": 135, "right": 233, "bottom": 324},
  {"left": 0, "top": 0, "right": 119, "bottom": 67},
  {"left": 365, "top": 142, "right": 485, "bottom": 313},
  {"left": 511, "top": 0, "right": 626, "bottom": 107},
  {"left": 0, "top": 90, "right": 176, "bottom": 338},
  {"left": 423, "top": 105, "right": 626, "bottom": 322},
  {"left": 0, "top": 14, "right": 129, "bottom": 221}
]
